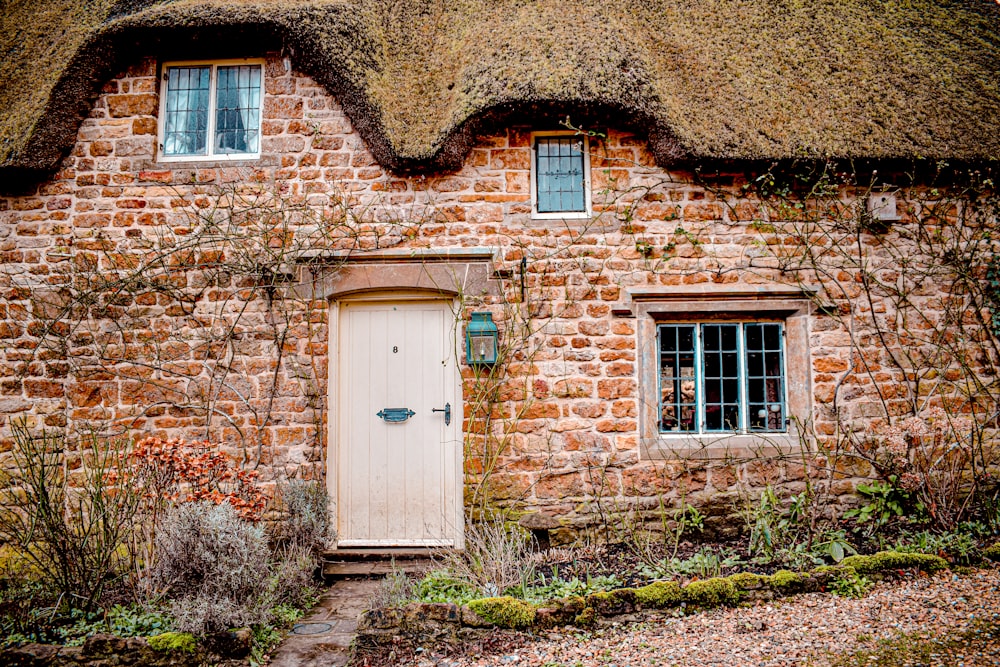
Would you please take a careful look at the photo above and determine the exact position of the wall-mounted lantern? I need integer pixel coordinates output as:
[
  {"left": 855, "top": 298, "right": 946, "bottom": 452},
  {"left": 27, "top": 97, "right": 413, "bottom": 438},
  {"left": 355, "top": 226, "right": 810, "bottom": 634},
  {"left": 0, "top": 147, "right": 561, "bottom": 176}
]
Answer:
[{"left": 465, "top": 312, "right": 499, "bottom": 367}]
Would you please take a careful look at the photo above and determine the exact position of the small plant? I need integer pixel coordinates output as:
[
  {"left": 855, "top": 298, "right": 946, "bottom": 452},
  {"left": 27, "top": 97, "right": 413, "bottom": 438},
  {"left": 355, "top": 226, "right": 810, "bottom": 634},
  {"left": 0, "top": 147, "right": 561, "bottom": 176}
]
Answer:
[
  {"left": 56, "top": 604, "right": 173, "bottom": 646},
  {"left": 368, "top": 566, "right": 415, "bottom": 609},
  {"left": 829, "top": 569, "right": 874, "bottom": 599},
  {"left": 748, "top": 486, "right": 808, "bottom": 563},
  {"left": 844, "top": 477, "right": 921, "bottom": 532},
  {"left": 414, "top": 569, "right": 479, "bottom": 605},
  {"left": 522, "top": 572, "right": 623, "bottom": 603},
  {"left": 636, "top": 546, "right": 743, "bottom": 581}
]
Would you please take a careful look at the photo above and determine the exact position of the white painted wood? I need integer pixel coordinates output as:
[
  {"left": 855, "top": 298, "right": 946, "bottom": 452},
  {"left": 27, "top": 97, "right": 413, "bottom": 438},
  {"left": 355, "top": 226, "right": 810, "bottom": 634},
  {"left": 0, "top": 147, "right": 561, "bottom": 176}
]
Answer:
[{"left": 336, "top": 299, "right": 460, "bottom": 547}]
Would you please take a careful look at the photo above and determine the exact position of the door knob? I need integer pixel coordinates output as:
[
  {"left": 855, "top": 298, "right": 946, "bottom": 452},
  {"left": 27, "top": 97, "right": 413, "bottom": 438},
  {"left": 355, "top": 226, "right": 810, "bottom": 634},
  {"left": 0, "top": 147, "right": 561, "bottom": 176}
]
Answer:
[{"left": 432, "top": 402, "right": 451, "bottom": 426}]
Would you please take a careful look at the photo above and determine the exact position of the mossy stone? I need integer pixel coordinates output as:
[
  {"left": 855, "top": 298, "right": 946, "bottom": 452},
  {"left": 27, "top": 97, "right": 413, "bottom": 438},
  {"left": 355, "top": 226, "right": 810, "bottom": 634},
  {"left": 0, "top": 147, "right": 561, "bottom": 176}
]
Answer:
[
  {"left": 682, "top": 577, "right": 740, "bottom": 608},
  {"left": 574, "top": 606, "right": 596, "bottom": 626},
  {"left": 727, "top": 572, "right": 764, "bottom": 591},
  {"left": 147, "top": 632, "right": 196, "bottom": 654},
  {"left": 634, "top": 580, "right": 683, "bottom": 608},
  {"left": 984, "top": 541, "right": 1000, "bottom": 562},
  {"left": 840, "top": 551, "right": 948, "bottom": 576},
  {"left": 586, "top": 588, "right": 636, "bottom": 616},
  {"left": 768, "top": 570, "right": 804, "bottom": 591},
  {"left": 466, "top": 596, "right": 536, "bottom": 629}
]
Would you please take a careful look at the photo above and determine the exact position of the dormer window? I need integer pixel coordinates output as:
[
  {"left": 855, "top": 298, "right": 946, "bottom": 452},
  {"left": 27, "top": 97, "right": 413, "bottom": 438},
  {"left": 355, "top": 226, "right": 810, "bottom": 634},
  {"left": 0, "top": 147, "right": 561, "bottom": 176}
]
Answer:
[
  {"left": 159, "top": 60, "right": 262, "bottom": 161},
  {"left": 531, "top": 133, "right": 591, "bottom": 218}
]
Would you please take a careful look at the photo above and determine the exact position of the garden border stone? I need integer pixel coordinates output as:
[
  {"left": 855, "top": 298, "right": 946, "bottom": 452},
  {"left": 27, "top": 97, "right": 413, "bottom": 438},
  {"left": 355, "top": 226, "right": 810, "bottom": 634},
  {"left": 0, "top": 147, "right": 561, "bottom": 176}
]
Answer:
[{"left": 354, "top": 551, "right": 949, "bottom": 650}]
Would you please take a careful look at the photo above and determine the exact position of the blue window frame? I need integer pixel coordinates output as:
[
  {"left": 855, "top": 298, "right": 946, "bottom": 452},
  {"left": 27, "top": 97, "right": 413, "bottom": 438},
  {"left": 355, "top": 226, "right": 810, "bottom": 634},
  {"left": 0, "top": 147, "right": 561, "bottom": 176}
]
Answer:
[
  {"left": 161, "top": 62, "right": 262, "bottom": 159},
  {"left": 658, "top": 322, "right": 786, "bottom": 434},
  {"left": 534, "top": 136, "right": 587, "bottom": 214}
]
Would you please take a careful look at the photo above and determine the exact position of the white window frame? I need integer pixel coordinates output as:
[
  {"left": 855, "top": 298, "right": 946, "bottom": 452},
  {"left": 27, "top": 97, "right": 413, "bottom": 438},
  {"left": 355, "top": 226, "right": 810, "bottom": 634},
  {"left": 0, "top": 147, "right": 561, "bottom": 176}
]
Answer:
[
  {"left": 631, "top": 285, "right": 814, "bottom": 459},
  {"left": 656, "top": 321, "right": 788, "bottom": 435},
  {"left": 530, "top": 131, "right": 592, "bottom": 220},
  {"left": 157, "top": 59, "right": 264, "bottom": 163}
]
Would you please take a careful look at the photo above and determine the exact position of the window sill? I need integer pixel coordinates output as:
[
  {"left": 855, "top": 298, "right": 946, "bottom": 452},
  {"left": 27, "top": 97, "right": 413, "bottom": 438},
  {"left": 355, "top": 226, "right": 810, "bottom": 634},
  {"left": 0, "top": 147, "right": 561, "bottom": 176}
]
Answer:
[
  {"left": 158, "top": 153, "right": 261, "bottom": 164},
  {"left": 642, "top": 432, "right": 804, "bottom": 460},
  {"left": 530, "top": 210, "right": 592, "bottom": 221}
]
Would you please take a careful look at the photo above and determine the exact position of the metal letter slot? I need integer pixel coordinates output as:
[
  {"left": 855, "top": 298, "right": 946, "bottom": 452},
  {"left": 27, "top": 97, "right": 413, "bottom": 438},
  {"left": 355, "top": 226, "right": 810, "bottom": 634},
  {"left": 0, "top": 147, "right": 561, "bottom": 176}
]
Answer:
[
  {"left": 432, "top": 402, "right": 451, "bottom": 426},
  {"left": 376, "top": 407, "right": 415, "bottom": 423}
]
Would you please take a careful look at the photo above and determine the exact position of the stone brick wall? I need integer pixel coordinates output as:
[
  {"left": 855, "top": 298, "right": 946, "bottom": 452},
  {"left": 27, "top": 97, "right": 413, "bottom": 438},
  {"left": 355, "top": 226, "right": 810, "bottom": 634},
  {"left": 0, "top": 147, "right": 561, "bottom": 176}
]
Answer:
[{"left": 0, "top": 54, "right": 983, "bottom": 542}]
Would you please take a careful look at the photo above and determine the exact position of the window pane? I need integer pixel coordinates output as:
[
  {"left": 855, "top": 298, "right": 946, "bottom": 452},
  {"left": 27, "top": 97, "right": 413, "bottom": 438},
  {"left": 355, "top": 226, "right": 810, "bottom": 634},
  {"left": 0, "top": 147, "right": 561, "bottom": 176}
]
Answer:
[
  {"left": 163, "top": 66, "right": 210, "bottom": 156},
  {"left": 659, "top": 325, "right": 697, "bottom": 432},
  {"left": 702, "top": 324, "right": 741, "bottom": 432},
  {"left": 536, "top": 137, "right": 586, "bottom": 213},
  {"left": 215, "top": 64, "right": 261, "bottom": 154},
  {"left": 745, "top": 323, "right": 785, "bottom": 432}
]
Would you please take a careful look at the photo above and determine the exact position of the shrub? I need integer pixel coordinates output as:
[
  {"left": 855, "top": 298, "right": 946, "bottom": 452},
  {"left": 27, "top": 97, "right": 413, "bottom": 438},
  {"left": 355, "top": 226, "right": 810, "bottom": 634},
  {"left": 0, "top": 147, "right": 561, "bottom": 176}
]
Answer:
[
  {"left": 369, "top": 567, "right": 415, "bottom": 610},
  {"left": 272, "top": 479, "right": 333, "bottom": 555},
  {"left": 435, "top": 517, "right": 535, "bottom": 598},
  {"left": 0, "top": 422, "right": 139, "bottom": 610},
  {"left": 150, "top": 502, "right": 273, "bottom": 634}
]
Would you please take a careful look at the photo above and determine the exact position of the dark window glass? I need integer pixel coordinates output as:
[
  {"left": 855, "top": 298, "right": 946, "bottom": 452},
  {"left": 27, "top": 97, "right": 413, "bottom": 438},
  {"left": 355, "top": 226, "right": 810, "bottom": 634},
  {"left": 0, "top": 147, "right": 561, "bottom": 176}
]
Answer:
[{"left": 656, "top": 322, "right": 786, "bottom": 434}]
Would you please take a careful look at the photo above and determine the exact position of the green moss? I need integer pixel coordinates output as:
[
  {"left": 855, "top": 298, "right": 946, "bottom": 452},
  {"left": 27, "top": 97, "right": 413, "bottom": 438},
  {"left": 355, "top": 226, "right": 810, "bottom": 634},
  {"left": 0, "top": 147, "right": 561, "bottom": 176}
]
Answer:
[
  {"left": 574, "top": 606, "right": 596, "bottom": 626},
  {"left": 682, "top": 577, "right": 740, "bottom": 608},
  {"left": 634, "top": 580, "right": 683, "bottom": 608},
  {"left": 467, "top": 596, "right": 536, "bottom": 629},
  {"left": 727, "top": 572, "right": 764, "bottom": 591},
  {"left": 147, "top": 632, "right": 196, "bottom": 654},
  {"left": 768, "top": 570, "right": 804, "bottom": 590},
  {"left": 840, "top": 551, "right": 948, "bottom": 576},
  {"left": 984, "top": 541, "right": 1000, "bottom": 562}
]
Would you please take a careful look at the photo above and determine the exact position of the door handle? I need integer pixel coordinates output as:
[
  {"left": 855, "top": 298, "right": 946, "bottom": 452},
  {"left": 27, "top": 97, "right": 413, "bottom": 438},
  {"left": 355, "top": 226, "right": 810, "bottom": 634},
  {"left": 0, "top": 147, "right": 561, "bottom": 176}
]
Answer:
[{"left": 432, "top": 402, "right": 451, "bottom": 426}]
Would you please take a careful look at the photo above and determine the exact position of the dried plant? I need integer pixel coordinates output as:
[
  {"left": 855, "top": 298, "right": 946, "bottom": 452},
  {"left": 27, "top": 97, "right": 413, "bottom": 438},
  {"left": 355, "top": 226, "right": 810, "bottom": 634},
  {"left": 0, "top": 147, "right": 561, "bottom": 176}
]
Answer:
[
  {"left": 0, "top": 420, "right": 139, "bottom": 610},
  {"left": 435, "top": 517, "right": 535, "bottom": 597},
  {"left": 150, "top": 502, "right": 272, "bottom": 634}
]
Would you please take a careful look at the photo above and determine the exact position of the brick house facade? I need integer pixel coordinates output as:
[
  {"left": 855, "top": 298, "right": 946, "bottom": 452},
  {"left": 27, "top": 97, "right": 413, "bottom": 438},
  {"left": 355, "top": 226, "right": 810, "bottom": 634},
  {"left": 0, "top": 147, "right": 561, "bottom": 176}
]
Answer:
[{"left": 2, "top": 3, "right": 999, "bottom": 546}]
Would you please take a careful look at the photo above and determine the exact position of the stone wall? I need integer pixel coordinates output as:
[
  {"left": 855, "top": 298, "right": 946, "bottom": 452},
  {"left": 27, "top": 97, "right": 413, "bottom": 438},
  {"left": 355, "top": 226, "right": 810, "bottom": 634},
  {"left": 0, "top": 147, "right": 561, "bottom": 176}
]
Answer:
[{"left": 0, "top": 54, "right": 985, "bottom": 542}]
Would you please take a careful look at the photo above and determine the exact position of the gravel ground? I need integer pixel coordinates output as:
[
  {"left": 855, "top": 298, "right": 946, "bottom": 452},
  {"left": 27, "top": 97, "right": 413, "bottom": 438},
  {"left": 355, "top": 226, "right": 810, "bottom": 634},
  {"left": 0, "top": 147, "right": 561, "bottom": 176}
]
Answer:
[{"left": 403, "top": 568, "right": 1000, "bottom": 667}]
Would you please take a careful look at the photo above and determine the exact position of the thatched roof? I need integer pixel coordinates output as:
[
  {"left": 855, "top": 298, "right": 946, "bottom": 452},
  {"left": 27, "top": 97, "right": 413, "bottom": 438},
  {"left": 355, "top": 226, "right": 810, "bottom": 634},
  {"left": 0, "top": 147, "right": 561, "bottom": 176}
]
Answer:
[{"left": 2, "top": 0, "right": 1000, "bottom": 179}]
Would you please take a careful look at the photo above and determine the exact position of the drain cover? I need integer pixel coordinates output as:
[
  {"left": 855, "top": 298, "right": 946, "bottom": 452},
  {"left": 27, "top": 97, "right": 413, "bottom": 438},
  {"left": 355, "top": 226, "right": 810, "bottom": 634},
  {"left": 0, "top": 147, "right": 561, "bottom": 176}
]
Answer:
[{"left": 292, "top": 622, "right": 333, "bottom": 635}]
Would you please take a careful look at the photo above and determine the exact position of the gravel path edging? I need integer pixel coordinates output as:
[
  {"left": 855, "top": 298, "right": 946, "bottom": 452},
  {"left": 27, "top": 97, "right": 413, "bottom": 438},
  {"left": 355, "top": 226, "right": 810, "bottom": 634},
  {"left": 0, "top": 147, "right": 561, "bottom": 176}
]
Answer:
[{"left": 354, "top": 551, "right": 949, "bottom": 651}]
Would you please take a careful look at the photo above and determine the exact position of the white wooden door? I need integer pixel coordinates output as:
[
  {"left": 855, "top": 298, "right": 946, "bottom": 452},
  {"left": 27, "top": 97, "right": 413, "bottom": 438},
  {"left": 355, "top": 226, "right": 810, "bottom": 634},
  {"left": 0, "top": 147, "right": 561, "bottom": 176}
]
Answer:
[{"left": 335, "top": 299, "right": 461, "bottom": 547}]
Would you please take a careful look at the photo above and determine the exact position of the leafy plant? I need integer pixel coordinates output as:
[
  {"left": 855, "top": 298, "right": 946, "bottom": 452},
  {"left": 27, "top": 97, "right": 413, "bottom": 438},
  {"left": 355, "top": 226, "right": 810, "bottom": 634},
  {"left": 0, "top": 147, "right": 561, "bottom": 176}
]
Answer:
[
  {"left": 521, "top": 572, "right": 623, "bottom": 603},
  {"left": 636, "top": 547, "right": 743, "bottom": 581},
  {"left": 56, "top": 604, "right": 173, "bottom": 646},
  {"left": 414, "top": 570, "right": 479, "bottom": 605},
  {"left": 829, "top": 570, "right": 874, "bottom": 599},
  {"left": 844, "top": 477, "right": 922, "bottom": 531}
]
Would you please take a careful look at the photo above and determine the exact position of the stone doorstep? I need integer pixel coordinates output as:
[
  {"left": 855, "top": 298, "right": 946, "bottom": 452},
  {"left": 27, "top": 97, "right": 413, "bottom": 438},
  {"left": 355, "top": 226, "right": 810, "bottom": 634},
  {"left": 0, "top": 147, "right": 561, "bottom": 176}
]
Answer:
[{"left": 322, "top": 551, "right": 434, "bottom": 580}]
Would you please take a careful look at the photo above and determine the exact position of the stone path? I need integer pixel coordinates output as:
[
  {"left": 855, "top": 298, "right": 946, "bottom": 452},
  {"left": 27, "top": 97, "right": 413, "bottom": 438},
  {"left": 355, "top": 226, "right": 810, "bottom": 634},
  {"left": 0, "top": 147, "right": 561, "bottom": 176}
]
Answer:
[
  {"left": 268, "top": 556, "right": 431, "bottom": 666},
  {"left": 267, "top": 578, "right": 380, "bottom": 667}
]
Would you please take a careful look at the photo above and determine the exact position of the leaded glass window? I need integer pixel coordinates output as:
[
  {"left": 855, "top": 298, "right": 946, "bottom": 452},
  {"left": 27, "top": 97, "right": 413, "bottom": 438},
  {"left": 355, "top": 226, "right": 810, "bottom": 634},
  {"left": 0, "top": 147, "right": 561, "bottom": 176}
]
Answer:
[
  {"left": 658, "top": 322, "right": 786, "bottom": 434},
  {"left": 534, "top": 136, "right": 587, "bottom": 214},
  {"left": 161, "top": 62, "right": 262, "bottom": 159}
]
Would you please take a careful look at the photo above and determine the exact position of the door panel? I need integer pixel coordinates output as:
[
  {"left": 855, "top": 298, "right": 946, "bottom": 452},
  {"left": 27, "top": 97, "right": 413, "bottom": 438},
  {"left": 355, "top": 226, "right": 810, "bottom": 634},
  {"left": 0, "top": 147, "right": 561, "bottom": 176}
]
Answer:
[{"left": 337, "top": 299, "right": 459, "bottom": 546}]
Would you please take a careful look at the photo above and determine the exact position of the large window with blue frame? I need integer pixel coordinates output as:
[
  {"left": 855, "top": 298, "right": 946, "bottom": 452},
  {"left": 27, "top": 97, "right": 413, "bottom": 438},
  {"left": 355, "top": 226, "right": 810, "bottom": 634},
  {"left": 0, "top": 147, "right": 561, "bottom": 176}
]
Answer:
[{"left": 658, "top": 322, "right": 786, "bottom": 434}]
